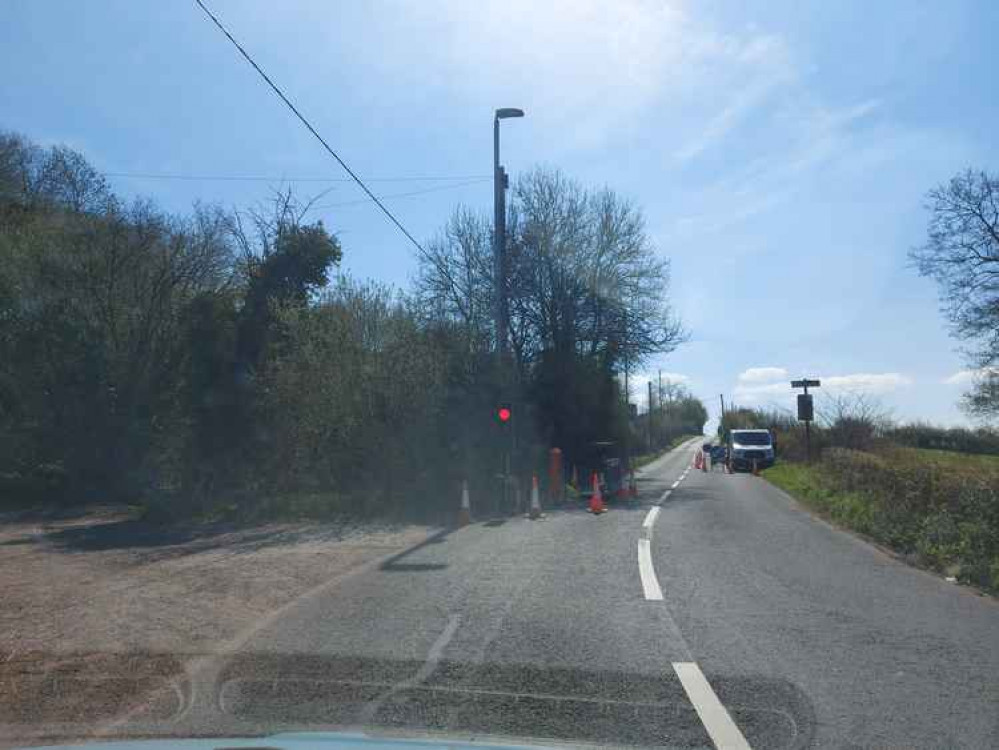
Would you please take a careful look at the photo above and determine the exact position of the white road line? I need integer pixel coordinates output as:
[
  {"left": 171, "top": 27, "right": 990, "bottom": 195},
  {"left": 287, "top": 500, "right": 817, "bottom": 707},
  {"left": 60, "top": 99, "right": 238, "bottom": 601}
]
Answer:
[
  {"left": 360, "top": 614, "right": 461, "bottom": 724},
  {"left": 658, "top": 489, "right": 671, "bottom": 504},
  {"left": 673, "top": 662, "right": 752, "bottom": 750},
  {"left": 671, "top": 481, "right": 680, "bottom": 489},
  {"left": 641, "top": 507, "right": 660, "bottom": 539},
  {"left": 637, "top": 539, "right": 663, "bottom": 600}
]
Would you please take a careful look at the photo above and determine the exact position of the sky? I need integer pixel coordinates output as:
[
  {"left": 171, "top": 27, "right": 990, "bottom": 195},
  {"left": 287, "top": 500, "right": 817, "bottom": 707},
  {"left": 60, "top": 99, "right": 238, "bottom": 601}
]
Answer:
[{"left": 3, "top": 0, "right": 997, "bottom": 433}]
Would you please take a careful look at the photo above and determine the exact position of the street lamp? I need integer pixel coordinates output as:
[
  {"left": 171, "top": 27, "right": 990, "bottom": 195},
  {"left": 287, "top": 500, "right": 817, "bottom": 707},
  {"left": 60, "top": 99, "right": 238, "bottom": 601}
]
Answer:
[{"left": 494, "top": 107, "right": 524, "bottom": 358}]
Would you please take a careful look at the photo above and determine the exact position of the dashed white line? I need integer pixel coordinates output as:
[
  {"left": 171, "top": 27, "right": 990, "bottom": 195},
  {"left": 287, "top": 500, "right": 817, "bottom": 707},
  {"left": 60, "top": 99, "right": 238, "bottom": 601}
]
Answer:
[
  {"left": 673, "top": 662, "right": 752, "bottom": 750},
  {"left": 658, "top": 489, "right": 671, "bottom": 504},
  {"left": 637, "top": 539, "right": 663, "bottom": 600}
]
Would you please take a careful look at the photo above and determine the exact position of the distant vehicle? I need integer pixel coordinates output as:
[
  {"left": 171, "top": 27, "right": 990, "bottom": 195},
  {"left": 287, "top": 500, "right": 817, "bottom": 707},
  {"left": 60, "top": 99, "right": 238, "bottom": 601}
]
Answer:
[{"left": 727, "top": 429, "right": 775, "bottom": 471}]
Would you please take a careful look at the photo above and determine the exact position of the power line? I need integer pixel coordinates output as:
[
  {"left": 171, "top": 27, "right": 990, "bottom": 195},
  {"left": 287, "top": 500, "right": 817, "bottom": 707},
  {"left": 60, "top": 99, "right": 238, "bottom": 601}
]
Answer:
[
  {"left": 193, "top": 0, "right": 430, "bottom": 256},
  {"left": 105, "top": 171, "right": 490, "bottom": 183},
  {"left": 312, "top": 178, "right": 490, "bottom": 211}
]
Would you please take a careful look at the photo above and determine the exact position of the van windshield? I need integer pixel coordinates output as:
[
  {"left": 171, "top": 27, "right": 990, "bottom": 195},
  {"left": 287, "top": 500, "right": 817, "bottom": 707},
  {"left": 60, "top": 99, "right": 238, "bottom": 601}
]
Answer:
[{"left": 732, "top": 432, "right": 772, "bottom": 446}]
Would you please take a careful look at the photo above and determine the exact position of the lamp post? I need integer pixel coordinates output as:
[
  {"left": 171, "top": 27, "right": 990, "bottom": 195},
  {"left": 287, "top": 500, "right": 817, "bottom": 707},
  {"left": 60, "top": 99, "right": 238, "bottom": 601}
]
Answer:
[{"left": 494, "top": 107, "right": 524, "bottom": 358}]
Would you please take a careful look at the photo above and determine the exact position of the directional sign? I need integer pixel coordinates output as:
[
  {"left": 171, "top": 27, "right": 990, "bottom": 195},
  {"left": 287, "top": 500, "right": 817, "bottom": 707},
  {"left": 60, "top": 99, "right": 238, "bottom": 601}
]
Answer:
[{"left": 791, "top": 379, "right": 821, "bottom": 389}]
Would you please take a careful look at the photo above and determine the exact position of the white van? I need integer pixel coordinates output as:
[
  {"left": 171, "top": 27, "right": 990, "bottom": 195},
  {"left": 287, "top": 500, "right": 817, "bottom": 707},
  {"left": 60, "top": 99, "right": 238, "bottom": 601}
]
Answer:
[{"left": 727, "top": 429, "right": 775, "bottom": 471}]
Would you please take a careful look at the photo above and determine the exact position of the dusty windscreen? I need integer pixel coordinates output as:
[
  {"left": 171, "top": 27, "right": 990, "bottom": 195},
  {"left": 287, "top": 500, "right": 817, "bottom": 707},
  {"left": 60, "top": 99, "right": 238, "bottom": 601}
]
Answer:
[{"left": 1, "top": 2, "right": 998, "bottom": 750}]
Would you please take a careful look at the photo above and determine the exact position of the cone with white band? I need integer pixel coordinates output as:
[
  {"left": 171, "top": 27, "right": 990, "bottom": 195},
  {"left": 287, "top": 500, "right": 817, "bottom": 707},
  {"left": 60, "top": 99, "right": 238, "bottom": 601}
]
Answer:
[
  {"left": 458, "top": 479, "right": 471, "bottom": 527},
  {"left": 528, "top": 474, "right": 543, "bottom": 519}
]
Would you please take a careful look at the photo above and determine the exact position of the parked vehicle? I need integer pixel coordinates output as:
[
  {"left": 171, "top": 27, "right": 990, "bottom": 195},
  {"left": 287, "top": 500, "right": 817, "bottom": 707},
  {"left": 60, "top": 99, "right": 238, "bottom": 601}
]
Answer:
[{"left": 726, "top": 429, "right": 775, "bottom": 471}]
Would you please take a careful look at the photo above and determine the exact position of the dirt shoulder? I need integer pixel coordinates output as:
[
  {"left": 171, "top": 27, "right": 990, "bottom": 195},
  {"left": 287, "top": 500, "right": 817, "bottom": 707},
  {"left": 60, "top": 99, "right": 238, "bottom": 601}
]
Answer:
[{"left": 0, "top": 507, "right": 435, "bottom": 655}]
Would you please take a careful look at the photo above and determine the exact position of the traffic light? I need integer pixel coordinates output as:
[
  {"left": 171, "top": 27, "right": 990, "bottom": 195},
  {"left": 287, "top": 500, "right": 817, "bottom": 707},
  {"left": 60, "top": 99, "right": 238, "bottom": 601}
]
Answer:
[{"left": 496, "top": 404, "right": 512, "bottom": 424}]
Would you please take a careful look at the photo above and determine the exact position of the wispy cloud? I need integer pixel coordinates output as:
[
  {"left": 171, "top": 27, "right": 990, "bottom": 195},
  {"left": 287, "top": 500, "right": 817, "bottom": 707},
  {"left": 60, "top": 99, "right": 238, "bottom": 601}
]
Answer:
[
  {"left": 665, "top": 97, "right": 884, "bottom": 239},
  {"left": 943, "top": 368, "right": 998, "bottom": 386},
  {"left": 737, "top": 367, "right": 788, "bottom": 384},
  {"left": 823, "top": 373, "right": 912, "bottom": 393},
  {"left": 733, "top": 369, "right": 911, "bottom": 405},
  {"left": 674, "top": 43, "right": 792, "bottom": 162},
  {"left": 353, "top": 0, "right": 795, "bottom": 151}
]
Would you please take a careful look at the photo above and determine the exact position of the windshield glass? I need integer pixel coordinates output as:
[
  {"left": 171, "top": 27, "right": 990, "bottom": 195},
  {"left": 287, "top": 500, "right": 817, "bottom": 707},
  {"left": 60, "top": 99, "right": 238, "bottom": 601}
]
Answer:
[
  {"left": 2, "top": 3, "right": 998, "bottom": 750},
  {"left": 732, "top": 432, "right": 773, "bottom": 446}
]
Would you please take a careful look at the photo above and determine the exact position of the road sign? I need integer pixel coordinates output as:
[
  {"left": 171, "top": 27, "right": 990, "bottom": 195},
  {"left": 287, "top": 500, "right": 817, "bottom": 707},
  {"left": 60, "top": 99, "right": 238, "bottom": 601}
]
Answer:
[
  {"left": 791, "top": 379, "right": 821, "bottom": 389},
  {"left": 797, "top": 394, "right": 814, "bottom": 421}
]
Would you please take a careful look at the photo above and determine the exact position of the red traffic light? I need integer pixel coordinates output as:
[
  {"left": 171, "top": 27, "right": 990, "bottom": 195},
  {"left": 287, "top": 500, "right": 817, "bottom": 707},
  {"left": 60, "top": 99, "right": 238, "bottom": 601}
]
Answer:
[{"left": 497, "top": 406, "right": 512, "bottom": 423}]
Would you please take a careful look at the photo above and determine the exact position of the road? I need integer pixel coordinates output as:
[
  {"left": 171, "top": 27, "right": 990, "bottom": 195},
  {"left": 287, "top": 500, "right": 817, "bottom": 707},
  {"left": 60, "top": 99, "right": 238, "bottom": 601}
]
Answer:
[{"left": 39, "top": 440, "right": 999, "bottom": 748}]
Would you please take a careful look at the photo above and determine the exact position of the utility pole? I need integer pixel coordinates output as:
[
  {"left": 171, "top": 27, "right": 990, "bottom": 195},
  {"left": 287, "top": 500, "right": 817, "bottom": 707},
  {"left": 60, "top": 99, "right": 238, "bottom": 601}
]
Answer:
[
  {"left": 719, "top": 394, "right": 726, "bottom": 418},
  {"left": 658, "top": 370, "right": 663, "bottom": 418},
  {"left": 493, "top": 108, "right": 524, "bottom": 359},
  {"left": 648, "top": 380, "right": 654, "bottom": 451}
]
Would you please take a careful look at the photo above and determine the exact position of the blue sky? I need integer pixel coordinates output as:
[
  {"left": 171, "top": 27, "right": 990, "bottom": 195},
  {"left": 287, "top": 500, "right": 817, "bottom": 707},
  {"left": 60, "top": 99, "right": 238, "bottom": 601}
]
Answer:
[{"left": 3, "top": 0, "right": 997, "bottom": 431}]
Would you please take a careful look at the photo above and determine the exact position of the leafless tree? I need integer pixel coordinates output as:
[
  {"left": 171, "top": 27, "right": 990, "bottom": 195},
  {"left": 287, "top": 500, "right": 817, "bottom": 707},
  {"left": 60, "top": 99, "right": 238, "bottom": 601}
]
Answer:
[{"left": 912, "top": 169, "right": 999, "bottom": 416}]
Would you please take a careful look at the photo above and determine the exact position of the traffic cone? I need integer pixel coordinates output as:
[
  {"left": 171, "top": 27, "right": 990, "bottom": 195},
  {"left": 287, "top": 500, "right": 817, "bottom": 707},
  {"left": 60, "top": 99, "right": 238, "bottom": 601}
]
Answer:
[
  {"left": 694, "top": 451, "right": 703, "bottom": 470},
  {"left": 458, "top": 480, "right": 471, "bottom": 527},
  {"left": 528, "top": 474, "right": 543, "bottom": 519},
  {"left": 588, "top": 472, "right": 606, "bottom": 514}
]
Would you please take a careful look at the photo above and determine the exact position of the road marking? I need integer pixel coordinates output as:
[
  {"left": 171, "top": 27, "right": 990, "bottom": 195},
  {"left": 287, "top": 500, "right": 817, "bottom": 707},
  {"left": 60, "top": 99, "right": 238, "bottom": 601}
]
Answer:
[
  {"left": 637, "top": 539, "right": 663, "bottom": 600},
  {"left": 673, "top": 662, "right": 752, "bottom": 750},
  {"left": 359, "top": 614, "right": 461, "bottom": 724},
  {"left": 641, "top": 507, "right": 660, "bottom": 539},
  {"left": 658, "top": 489, "right": 671, "bottom": 504},
  {"left": 671, "top": 480, "right": 680, "bottom": 489}
]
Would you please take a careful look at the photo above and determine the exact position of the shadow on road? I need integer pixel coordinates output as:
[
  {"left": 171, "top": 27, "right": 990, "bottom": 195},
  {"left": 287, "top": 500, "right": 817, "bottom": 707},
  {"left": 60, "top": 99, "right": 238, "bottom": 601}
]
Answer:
[
  {"left": 30, "top": 514, "right": 417, "bottom": 563},
  {"left": 378, "top": 527, "right": 452, "bottom": 573}
]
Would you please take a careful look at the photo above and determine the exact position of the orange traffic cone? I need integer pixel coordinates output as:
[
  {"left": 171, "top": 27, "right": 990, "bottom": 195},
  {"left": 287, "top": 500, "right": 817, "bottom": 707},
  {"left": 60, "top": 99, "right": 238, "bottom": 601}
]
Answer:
[
  {"left": 528, "top": 474, "right": 543, "bottom": 519},
  {"left": 458, "top": 480, "right": 471, "bottom": 527},
  {"left": 589, "top": 472, "right": 606, "bottom": 514},
  {"left": 694, "top": 451, "right": 703, "bottom": 470}
]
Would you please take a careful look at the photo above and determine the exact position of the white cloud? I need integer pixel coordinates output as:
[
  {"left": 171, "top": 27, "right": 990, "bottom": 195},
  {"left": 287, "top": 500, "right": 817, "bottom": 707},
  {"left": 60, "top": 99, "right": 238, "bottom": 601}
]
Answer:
[
  {"left": 737, "top": 367, "right": 788, "bottom": 384},
  {"left": 943, "top": 370, "right": 975, "bottom": 386},
  {"left": 732, "top": 371, "right": 912, "bottom": 405},
  {"left": 733, "top": 381, "right": 792, "bottom": 404},
  {"left": 659, "top": 372, "right": 691, "bottom": 384},
  {"left": 943, "top": 368, "right": 999, "bottom": 386},
  {"left": 823, "top": 373, "right": 912, "bottom": 393}
]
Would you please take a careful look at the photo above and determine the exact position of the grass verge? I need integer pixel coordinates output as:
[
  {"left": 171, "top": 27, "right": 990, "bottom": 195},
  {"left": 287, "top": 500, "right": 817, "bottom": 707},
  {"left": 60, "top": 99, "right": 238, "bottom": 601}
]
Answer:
[{"left": 763, "top": 457, "right": 999, "bottom": 595}]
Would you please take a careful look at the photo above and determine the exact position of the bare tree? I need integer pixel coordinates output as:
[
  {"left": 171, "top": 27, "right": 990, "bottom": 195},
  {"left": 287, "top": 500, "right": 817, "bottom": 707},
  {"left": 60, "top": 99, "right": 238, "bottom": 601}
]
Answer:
[{"left": 912, "top": 169, "right": 999, "bottom": 416}]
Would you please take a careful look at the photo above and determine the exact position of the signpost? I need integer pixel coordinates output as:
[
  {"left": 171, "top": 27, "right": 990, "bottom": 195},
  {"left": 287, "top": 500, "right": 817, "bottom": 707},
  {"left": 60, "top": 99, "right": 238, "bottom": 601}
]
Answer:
[{"left": 791, "top": 378, "right": 820, "bottom": 462}]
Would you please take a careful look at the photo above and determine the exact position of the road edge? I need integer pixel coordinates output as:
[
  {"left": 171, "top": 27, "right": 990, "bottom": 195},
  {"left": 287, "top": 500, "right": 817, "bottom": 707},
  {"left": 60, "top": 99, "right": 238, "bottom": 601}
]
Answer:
[{"left": 760, "top": 473, "right": 999, "bottom": 604}]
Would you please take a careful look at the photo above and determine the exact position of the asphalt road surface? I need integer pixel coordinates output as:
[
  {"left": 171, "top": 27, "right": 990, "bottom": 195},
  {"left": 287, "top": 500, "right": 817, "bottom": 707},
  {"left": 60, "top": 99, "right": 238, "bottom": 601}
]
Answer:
[{"left": 19, "top": 440, "right": 999, "bottom": 749}]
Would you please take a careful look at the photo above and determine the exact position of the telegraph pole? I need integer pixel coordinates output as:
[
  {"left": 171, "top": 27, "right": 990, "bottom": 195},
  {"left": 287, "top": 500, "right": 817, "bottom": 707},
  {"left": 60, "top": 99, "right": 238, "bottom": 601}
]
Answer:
[
  {"left": 493, "top": 108, "right": 524, "bottom": 359},
  {"left": 648, "top": 380, "right": 654, "bottom": 451}
]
